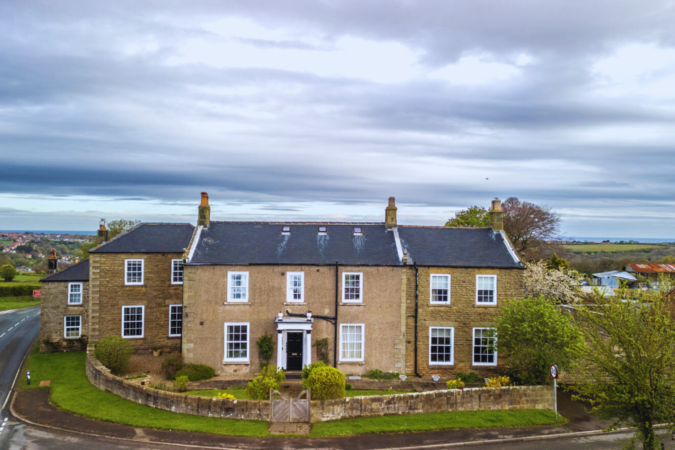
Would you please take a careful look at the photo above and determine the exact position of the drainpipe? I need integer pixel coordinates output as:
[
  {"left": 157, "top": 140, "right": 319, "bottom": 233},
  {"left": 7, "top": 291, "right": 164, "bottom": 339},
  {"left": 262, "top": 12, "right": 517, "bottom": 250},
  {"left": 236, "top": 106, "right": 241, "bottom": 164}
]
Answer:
[
  {"left": 414, "top": 263, "right": 421, "bottom": 378},
  {"left": 334, "top": 260, "right": 339, "bottom": 368}
]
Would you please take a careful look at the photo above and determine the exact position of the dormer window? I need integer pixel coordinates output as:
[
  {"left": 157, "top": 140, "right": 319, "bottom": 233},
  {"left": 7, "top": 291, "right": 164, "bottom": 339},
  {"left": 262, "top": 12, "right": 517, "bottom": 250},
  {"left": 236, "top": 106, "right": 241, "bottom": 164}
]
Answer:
[
  {"left": 354, "top": 227, "right": 363, "bottom": 235},
  {"left": 282, "top": 226, "right": 291, "bottom": 235},
  {"left": 318, "top": 226, "right": 327, "bottom": 235}
]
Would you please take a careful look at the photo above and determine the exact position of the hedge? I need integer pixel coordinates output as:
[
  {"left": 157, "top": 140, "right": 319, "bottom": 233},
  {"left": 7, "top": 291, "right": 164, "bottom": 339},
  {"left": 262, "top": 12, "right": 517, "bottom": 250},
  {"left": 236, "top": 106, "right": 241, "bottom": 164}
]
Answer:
[{"left": 0, "top": 284, "right": 41, "bottom": 297}]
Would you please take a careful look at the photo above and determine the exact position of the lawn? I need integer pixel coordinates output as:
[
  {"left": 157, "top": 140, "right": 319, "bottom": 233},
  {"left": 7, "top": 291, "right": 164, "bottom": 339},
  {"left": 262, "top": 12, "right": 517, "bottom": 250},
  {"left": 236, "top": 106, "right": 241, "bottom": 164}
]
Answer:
[
  {"left": 0, "top": 296, "right": 41, "bottom": 311},
  {"left": 15, "top": 274, "right": 43, "bottom": 282},
  {"left": 562, "top": 244, "right": 661, "bottom": 253},
  {"left": 187, "top": 387, "right": 251, "bottom": 399},
  {"left": 21, "top": 349, "right": 567, "bottom": 438}
]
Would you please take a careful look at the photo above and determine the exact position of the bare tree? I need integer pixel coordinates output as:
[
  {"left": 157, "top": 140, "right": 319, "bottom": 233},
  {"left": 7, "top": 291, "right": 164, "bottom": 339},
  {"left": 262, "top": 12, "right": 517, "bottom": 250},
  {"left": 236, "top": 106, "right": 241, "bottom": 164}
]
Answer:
[{"left": 502, "top": 197, "right": 559, "bottom": 254}]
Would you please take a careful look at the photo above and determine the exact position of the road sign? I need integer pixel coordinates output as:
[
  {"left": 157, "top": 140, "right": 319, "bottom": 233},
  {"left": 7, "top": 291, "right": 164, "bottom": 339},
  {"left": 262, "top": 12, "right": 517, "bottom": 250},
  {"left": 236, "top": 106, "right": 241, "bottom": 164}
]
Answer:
[
  {"left": 33, "top": 290, "right": 41, "bottom": 298},
  {"left": 550, "top": 364, "right": 558, "bottom": 379}
]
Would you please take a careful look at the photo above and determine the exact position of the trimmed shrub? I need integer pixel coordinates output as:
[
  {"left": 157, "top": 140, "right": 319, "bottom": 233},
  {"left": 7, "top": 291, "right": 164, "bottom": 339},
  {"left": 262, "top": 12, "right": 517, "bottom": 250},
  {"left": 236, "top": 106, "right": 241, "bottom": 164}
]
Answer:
[
  {"left": 256, "top": 333, "right": 274, "bottom": 363},
  {"left": 446, "top": 379, "right": 465, "bottom": 389},
  {"left": 457, "top": 372, "right": 481, "bottom": 383},
  {"left": 306, "top": 366, "right": 345, "bottom": 400},
  {"left": 95, "top": 335, "right": 133, "bottom": 375},
  {"left": 365, "top": 368, "right": 400, "bottom": 380},
  {"left": 0, "top": 264, "right": 17, "bottom": 282},
  {"left": 247, "top": 365, "right": 286, "bottom": 400},
  {"left": 345, "top": 383, "right": 353, "bottom": 391},
  {"left": 301, "top": 361, "right": 325, "bottom": 389},
  {"left": 486, "top": 376, "right": 512, "bottom": 388},
  {"left": 162, "top": 353, "right": 183, "bottom": 380},
  {"left": 173, "top": 375, "right": 189, "bottom": 392},
  {"left": 174, "top": 363, "right": 216, "bottom": 382},
  {"left": 0, "top": 284, "right": 40, "bottom": 297}
]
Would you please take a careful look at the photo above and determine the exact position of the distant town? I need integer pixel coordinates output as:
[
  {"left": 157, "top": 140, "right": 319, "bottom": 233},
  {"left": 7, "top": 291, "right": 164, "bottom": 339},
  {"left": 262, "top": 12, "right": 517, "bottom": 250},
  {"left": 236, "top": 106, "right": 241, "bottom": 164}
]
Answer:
[{"left": 0, "top": 231, "right": 93, "bottom": 273}]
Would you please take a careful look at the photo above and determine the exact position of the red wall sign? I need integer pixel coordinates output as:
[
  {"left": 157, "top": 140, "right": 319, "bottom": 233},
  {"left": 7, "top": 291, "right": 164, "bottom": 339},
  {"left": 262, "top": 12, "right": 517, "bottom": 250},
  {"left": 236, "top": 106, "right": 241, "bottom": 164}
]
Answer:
[{"left": 33, "top": 290, "right": 41, "bottom": 298}]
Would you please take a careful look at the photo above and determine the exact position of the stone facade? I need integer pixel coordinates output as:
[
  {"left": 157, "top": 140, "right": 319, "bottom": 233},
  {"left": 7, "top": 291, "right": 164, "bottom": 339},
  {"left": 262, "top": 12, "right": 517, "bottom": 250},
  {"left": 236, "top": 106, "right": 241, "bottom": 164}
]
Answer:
[
  {"left": 89, "top": 252, "right": 184, "bottom": 353},
  {"left": 40, "top": 281, "right": 89, "bottom": 352},
  {"left": 405, "top": 266, "right": 524, "bottom": 378},
  {"left": 183, "top": 265, "right": 405, "bottom": 375}
]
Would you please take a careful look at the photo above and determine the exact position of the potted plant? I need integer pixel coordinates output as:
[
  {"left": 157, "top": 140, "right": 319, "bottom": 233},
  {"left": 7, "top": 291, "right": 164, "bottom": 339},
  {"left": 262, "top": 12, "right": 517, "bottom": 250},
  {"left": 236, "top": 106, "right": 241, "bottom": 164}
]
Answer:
[{"left": 152, "top": 347, "right": 161, "bottom": 357}]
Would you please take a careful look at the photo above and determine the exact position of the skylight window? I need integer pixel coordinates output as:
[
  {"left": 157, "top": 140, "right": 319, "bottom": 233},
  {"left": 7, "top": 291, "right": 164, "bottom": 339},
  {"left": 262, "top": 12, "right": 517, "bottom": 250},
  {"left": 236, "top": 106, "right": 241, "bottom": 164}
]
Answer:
[
  {"left": 354, "top": 227, "right": 362, "bottom": 235},
  {"left": 282, "top": 226, "right": 291, "bottom": 235},
  {"left": 318, "top": 226, "right": 327, "bottom": 234}
]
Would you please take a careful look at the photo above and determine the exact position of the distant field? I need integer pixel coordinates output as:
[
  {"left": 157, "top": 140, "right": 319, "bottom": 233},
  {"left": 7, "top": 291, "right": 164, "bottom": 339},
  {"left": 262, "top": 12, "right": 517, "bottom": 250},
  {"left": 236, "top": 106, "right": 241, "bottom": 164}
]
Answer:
[
  {"left": 15, "top": 274, "right": 43, "bottom": 282},
  {"left": 562, "top": 244, "right": 663, "bottom": 253},
  {"left": 0, "top": 239, "right": 11, "bottom": 246}
]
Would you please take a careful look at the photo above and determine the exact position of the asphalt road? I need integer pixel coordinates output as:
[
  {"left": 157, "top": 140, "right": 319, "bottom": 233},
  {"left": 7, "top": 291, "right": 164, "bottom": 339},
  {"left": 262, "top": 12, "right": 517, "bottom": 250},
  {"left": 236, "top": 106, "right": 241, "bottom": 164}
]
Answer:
[{"left": 0, "top": 305, "right": 663, "bottom": 449}]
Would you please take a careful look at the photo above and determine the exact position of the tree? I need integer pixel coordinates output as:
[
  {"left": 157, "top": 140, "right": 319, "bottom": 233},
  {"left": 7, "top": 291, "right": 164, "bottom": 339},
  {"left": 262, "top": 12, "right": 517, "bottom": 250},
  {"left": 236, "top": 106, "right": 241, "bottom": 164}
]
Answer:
[
  {"left": 572, "top": 289, "right": 675, "bottom": 449},
  {"left": 494, "top": 296, "right": 582, "bottom": 385},
  {"left": 445, "top": 206, "right": 489, "bottom": 227},
  {"left": 108, "top": 219, "right": 141, "bottom": 240},
  {"left": 546, "top": 253, "right": 569, "bottom": 271},
  {"left": 502, "top": 197, "right": 560, "bottom": 254},
  {"left": 524, "top": 260, "right": 581, "bottom": 303},
  {"left": 77, "top": 241, "right": 98, "bottom": 260},
  {"left": 0, "top": 264, "right": 18, "bottom": 281}
]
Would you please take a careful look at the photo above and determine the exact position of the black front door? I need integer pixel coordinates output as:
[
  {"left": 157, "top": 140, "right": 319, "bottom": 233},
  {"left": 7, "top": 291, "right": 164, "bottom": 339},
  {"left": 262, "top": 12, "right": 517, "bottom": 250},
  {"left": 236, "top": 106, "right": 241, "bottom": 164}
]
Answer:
[{"left": 286, "top": 332, "right": 303, "bottom": 371}]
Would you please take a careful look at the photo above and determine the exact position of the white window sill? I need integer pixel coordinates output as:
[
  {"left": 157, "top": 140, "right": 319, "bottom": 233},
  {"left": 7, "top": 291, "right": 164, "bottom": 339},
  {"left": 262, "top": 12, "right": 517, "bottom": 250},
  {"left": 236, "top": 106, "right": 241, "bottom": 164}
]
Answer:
[
  {"left": 223, "top": 302, "right": 251, "bottom": 306},
  {"left": 474, "top": 304, "right": 498, "bottom": 308},
  {"left": 122, "top": 336, "right": 145, "bottom": 339},
  {"left": 429, "top": 303, "right": 452, "bottom": 307},
  {"left": 339, "top": 361, "right": 365, "bottom": 365},
  {"left": 284, "top": 302, "right": 307, "bottom": 306},
  {"left": 222, "top": 361, "right": 250, "bottom": 365},
  {"left": 124, "top": 284, "right": 145, "bottom": 287}
]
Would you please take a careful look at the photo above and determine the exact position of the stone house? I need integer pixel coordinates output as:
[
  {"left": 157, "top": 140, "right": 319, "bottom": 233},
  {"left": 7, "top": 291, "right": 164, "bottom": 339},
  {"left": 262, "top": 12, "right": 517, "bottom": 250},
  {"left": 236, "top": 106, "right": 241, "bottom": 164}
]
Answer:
[{"left": 40, "top": 258, "right": 90, "bottom": 351}]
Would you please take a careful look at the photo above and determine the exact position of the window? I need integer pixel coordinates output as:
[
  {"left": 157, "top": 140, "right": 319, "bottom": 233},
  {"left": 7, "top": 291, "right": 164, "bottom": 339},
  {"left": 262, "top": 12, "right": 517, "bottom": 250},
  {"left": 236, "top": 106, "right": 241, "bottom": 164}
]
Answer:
[
  {"left": 353, "top": 226, "right": 362, "bottom": 235},
  {"left": 473, "top": 328, "right": 497, "bottom": 366},
  {"left": 282, "top": 225, "right": 291, "bottom": 234},
  {"left": 171, "top": 259, "right": 184, "bottom": 285},
  {"left": 227, "top": 272, "right": 249, "bottom": 302},
  {"left": 318, "top": 225, "right": 327, "bottom": 235},
  {"left": 342, "top": 272, "right": 363, "bottom": 302},
  {"left": 476, "top": 275, "right": 497, "bottom": 304},
  {"left": 169, "top": 305, "right": 183, "bottom": 337},
  {"left": 430, "top": 274, "right": 450, "bottom": 304},
  {"left": 68, "top": 282, "right": 83, "bottom": 305},
  {"left": 429, "top": 327, "right": 454, "bottom": 365},
  {"left": 64, "top": 315, "right": 81, "bottom": 338},
  {"left": 286, "top": 272, "right": 304, "bottom": 302},
  {"left": 224, "top": 322, "right": 249, "bottom": 362},
  {"left": 122, "top": 306, "right": 144, "bottom": 338},
  {"left": 340, "top": 324, "right": 364, "bottom": 362},
  {"left": 125, "top": 259, "right": 144, "bottom": 285}
]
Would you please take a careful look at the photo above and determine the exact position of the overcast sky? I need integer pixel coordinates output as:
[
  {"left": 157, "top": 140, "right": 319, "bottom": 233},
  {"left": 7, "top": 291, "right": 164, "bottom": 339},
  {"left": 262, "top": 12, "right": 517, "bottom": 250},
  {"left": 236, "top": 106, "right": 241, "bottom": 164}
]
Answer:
[{"left": 1, "top": 1, "right": 675, "bottom": 238}]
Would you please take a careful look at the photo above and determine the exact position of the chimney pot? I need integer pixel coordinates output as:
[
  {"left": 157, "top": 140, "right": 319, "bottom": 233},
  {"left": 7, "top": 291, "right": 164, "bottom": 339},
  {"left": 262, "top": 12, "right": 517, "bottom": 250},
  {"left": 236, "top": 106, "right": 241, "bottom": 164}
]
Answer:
[
  {"left": 97, "top": 218, "right": 109, "bottom": 242},
  {"left": 385, "top": 197, "right": 398, "bottom": 230},
  {"left": 48, "top": 249, "right": 58, "bottom": 273},
  {"left": 489, "top": 198, "right": 504, "bottom": 231},
  {"left": 198, "top": 192, "right": 211, "bottom": 228}
]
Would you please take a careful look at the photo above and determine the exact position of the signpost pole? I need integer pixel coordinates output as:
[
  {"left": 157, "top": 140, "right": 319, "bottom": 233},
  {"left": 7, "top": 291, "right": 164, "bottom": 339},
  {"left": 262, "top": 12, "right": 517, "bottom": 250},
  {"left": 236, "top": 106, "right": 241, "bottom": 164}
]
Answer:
[{"left": 554, "top": 377, "right": 557, "bottom": 419}]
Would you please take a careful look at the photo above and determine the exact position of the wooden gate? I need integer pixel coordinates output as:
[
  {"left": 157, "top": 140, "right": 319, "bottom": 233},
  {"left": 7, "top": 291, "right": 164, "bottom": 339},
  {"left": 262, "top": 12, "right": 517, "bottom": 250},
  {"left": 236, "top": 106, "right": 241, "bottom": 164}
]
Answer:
[{"left": 270, "top": 389, "right": 311, "bottom": 423}]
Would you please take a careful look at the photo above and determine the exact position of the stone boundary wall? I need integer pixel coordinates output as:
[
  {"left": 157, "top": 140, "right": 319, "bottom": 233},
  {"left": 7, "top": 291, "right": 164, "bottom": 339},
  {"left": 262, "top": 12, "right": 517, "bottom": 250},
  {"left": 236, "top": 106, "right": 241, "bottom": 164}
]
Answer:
[
  {"left": 86, "top": 349, "right": 270, "bottom": 421},
  {"left": 310, "top": 385, "right": 554, "bottom": 423},
  {"left": 86, "top": 349, "right": 553, "bottom": 424}
]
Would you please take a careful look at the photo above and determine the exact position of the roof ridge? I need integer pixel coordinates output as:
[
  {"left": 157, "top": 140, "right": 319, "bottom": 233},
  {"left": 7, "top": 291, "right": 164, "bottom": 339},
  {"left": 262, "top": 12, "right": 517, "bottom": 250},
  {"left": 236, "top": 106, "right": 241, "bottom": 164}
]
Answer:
[
  {"left": 400, "top": 225, "right": 492, "bottom": 229},
  {"left": 40, "top": 258, "right": 89, "bottom": 282},
  {"left": 210, "top": 221, "right": 385, "bottom": 225}
]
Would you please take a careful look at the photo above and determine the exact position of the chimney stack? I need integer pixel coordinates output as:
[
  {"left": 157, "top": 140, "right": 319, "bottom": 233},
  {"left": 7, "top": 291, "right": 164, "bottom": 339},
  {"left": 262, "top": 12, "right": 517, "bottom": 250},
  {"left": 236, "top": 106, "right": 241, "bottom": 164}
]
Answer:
[
  {"left": 489, "top": 198, "right": 504, "bottom": 231},
  {"left": 197, "top": 192, "right": 211, "bottom": 228},
  {"left": 385, "top": 197, "right": 397, "bottom": 230},
  {"left": 48, "top": 249, "right": 58, "bottom": 273},
  {"left": 98, "top": 218, "right": 109, "bottom": 242}
]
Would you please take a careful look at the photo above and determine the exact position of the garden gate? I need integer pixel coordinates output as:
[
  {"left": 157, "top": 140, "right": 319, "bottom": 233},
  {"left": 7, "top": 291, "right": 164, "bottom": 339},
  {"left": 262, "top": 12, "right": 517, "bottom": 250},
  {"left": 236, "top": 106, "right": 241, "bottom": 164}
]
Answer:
[{"left": 270, "top": 389, "right": 310, "bottom": 423}]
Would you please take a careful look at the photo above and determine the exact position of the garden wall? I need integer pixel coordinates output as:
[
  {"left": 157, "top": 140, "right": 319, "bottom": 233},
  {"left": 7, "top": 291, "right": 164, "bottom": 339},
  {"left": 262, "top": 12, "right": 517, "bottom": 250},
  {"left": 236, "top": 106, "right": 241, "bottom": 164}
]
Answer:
[
  {"left": 87, "top": 348, "right": 554, "bottom": 424},
  {"left": 86, "top": 348, "right": 270, "bottom": 421}
]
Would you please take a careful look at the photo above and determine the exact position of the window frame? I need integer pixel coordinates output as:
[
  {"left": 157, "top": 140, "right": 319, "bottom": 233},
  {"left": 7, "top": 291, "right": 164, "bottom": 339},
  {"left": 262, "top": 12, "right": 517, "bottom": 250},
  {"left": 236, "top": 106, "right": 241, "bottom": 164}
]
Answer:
[
  {"left": 68, "top": 282, "right": 83, "bottom": 305},
  {"left": 429, "top": 326, "right": 454, "bottom": 365},
  {"left": 124, "top": 259, "right": 144, "bottom": 286},
  {"left": 227, "top": 271, "right": 249, "bottom": 303},
  {"left": 286, "top": 272, "right": 305, "bottom": 303},
  {"left": 171, "top": 259, "right": 184, "bottom": 285},
  {"left": 342, "top": 272, "right": 363, "bottom": 303},
  {"left": 224, "top": 322, "right": 250, "bottom": 363},
  {"left": 475, "top": 274, "right": 497, "bottom": 305},
  {"left": 429, "top": 274, "right": 451, "bottom": 305},
  {"left": 63, "top": 315, "right": 82, "bottom": 339},
  {"left": 339, "top": 323, "right": 365, "bottom": 362},
  {"left": 121, "top": 305, "right": 145, "bottom": 339},
  {"left": 169, "top": 304, "right": 183, "bottom": 337},
  {"left": 472, "top": 327, "right": 498, "bottom": 366}
]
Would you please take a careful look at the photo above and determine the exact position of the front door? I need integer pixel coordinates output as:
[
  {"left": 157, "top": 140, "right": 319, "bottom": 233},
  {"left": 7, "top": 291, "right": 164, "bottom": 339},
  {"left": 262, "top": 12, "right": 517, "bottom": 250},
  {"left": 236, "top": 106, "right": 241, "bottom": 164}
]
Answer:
[{"left": 286, "top": 332, "right": 303, "bottom": 371}]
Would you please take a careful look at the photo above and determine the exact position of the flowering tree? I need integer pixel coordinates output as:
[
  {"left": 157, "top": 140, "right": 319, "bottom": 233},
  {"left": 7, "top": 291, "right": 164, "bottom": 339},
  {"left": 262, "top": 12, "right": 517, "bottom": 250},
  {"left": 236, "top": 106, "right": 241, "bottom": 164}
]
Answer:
[{"left": 524, "top": 260, "right": 581, "bottom": 303}]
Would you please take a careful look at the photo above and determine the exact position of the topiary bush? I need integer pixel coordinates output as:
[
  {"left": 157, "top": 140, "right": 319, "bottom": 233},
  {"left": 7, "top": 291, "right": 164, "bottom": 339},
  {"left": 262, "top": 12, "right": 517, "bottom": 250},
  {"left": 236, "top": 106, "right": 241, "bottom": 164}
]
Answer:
[
  {"left": 162, "top": 353, "right": 183, "bottom": 380},
  {"left": 301, "top": 361, "right": 326, "bottom": 389},
  {"left": 247, "top": 365, "right": 286, "bottom": 400},
  {"left": 0, "top": 264, "right": 17, "bottom": 282},
  {"left": 306, "top": 366, "right": 345, "bottom": 399},
  {"left": 174, "top": 363, "right": 216, "bottom": 381},
  {"left": 256, "top": 333, "right": 274, "bottom": 363},
  {"left": 95, "top": 335, "right": 133, "bottom": 375}
]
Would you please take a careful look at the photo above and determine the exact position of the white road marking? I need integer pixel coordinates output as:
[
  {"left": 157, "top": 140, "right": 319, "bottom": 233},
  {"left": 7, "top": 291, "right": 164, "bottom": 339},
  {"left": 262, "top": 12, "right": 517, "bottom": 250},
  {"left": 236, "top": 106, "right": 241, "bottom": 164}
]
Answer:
[
  {"left": 7, "top": 327, "right": 13, "bottom": 331},
  {"left": 0, "top": 333, "right": 5, "bottom": 338}
]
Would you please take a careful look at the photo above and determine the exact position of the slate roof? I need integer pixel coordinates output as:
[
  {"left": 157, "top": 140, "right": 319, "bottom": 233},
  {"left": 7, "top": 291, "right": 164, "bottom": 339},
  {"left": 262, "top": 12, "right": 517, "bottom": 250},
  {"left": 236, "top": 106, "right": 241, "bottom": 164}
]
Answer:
[
  {"left": 189, "top": 222, "right": 522, "bottom": 268},
  {"left": 190, "top": 222, "right": 400, "bottom": 265},
  {"left": 91, "top": 223, "right": 194, "bottom": 254},
  {"left": 398, "top": 227, "right": 522, "bottom": 268},
  {"left": 41, "top": 259, "right": 90, "bottom": 282}
]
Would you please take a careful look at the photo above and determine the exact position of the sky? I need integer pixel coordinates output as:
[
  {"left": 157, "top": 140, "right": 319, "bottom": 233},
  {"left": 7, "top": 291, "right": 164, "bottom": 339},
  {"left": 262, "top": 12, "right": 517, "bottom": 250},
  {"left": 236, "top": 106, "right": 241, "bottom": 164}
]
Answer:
[{"left": 1, "top": 1, "right": 675, "bottom": 238}]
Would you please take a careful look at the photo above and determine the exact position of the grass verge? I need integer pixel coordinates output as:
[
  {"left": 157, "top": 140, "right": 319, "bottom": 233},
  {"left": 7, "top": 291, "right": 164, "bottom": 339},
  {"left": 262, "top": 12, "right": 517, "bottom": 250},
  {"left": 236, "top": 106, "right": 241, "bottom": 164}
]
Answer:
[
  {"left": 21, "top": 349, "right": 567, "bottom": 438},
  {"left": 0, "top": 297, "right": 40, "bottom": 311}
]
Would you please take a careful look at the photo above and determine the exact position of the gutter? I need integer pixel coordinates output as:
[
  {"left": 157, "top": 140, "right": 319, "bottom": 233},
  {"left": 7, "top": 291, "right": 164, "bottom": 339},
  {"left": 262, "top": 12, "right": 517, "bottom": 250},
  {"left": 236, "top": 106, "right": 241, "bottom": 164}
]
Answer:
[{"left": 414, "top": 263, "right": 421, "bottom": 378}]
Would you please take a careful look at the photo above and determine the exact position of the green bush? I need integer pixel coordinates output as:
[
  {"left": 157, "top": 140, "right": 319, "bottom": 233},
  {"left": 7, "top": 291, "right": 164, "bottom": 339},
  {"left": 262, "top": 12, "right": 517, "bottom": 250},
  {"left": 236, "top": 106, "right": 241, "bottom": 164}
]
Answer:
[
  {"left": 162, "top": 353, "right": 183, "bottom": 380},
  {"left": 95, "top": 335, "right": 133, "bottom": 375},
  {"left": 256, "top": 333, "right": 274, "bottom": 362},
  {"left": 306, "top": 366, "right": 345, "bottom": 400},
  {"left": 301, "top": 361, "right": 326, "bottom": 389},
  {"left": 246, "top": 365, "right": 286, "bottom": 400},
  {"left": 0, "top": 284, "right": 41, "bottom": 297},
  {"left": 446, "top": 379, "right": 465, "bottom": 389},
  {"left": 0, "top": 264, "right": 17, "bottom": 282},
  {"left": 345, "top": 383, "right": 353, "bottom": 391},
  {"left": 457, "top": 372, "right": 481, "bottom": 383},
  {"left": 365, "top": 369, "right": 400, "bottom": 380},
  {"left": 175, "top": 363, "right": 216, "bottom": 382},
  {"left": 173, "top": 375, "right": 189, "bottom": 392}
]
